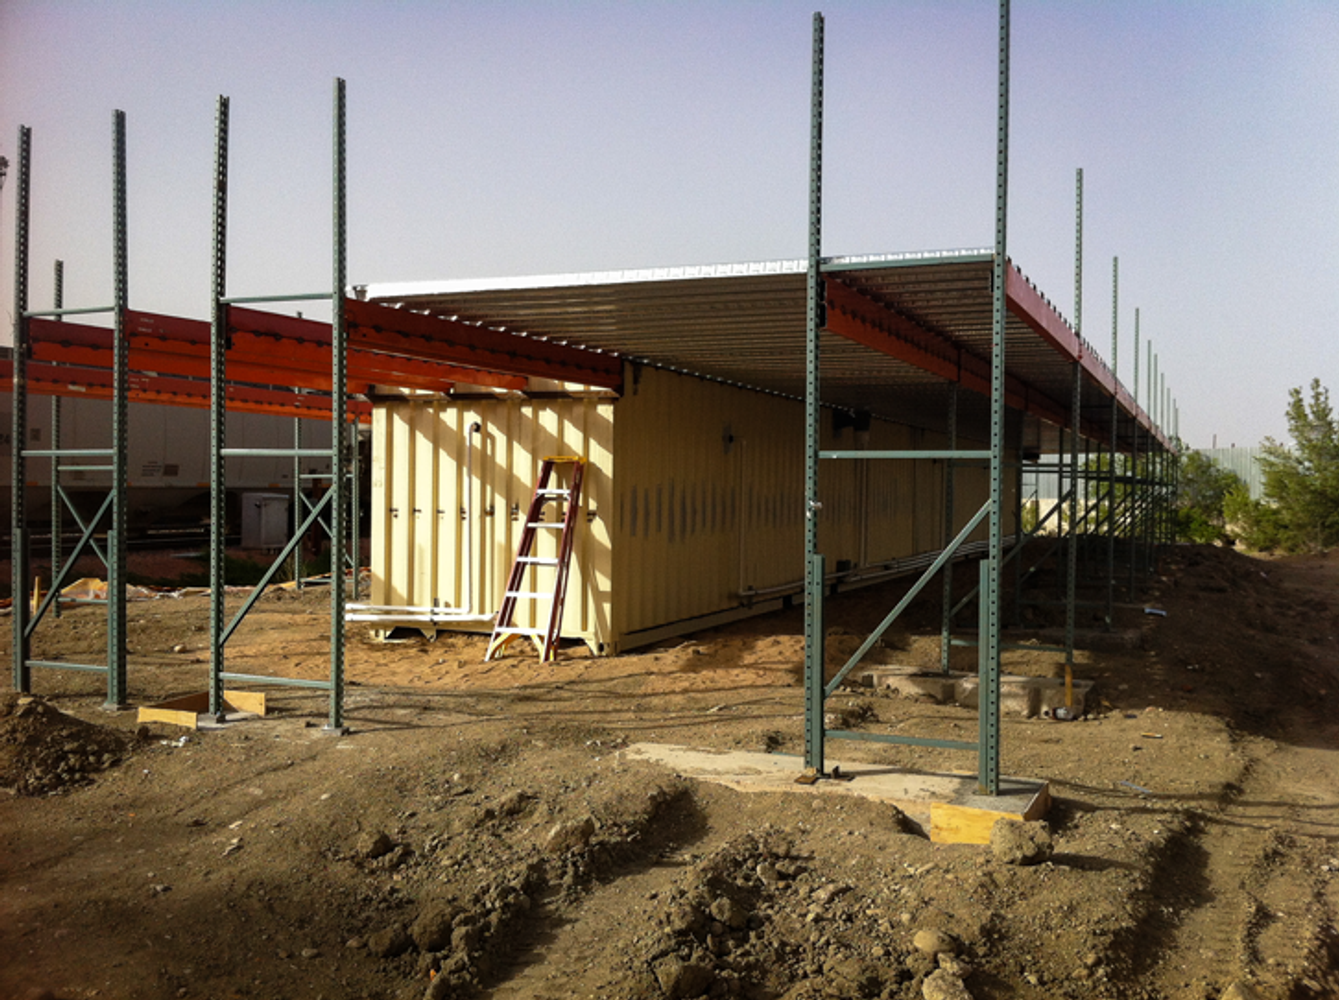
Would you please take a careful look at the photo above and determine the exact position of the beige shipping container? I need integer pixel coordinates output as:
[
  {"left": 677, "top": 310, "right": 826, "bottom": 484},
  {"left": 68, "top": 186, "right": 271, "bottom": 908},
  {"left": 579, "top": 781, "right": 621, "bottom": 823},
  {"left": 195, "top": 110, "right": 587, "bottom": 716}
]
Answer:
[{"left": 364, "top": 365, "right": 1011, "bottom": 654}]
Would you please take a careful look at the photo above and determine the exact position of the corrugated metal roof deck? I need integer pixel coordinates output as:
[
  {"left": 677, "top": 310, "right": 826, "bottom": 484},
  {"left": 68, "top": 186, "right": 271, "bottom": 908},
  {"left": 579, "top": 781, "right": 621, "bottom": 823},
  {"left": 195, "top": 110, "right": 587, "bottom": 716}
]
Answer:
[{"left": 362, "top": 250, "right": 1168, "bottom": 455}]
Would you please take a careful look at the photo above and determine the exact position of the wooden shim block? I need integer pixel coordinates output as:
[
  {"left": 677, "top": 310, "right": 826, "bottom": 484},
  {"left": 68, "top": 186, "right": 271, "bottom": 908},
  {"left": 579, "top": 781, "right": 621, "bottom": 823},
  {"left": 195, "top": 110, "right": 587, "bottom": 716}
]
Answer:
[
  {"left": 929, "top": 781, "right": 1050, "bottom": 845},
  {"left": 135, "top": 689, "right": 267, "bottom": 729}
]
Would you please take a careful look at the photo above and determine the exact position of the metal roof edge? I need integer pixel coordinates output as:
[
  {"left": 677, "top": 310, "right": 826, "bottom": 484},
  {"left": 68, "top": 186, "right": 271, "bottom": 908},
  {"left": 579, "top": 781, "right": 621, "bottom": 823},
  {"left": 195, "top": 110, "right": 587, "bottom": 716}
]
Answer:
[{"left": 359, "top": 249, "right": 996, "bottom": 300}]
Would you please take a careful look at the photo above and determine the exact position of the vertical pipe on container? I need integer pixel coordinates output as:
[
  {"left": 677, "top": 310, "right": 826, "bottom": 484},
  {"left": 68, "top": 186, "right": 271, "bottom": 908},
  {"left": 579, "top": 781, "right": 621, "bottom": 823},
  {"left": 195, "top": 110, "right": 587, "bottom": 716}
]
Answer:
[
  {"left": 51, "top": 260, "right": 63, "bottom": 619},
  {"left": 208, "top": 95, "right": 229, "bottom": 720},
  {"left": 981, "top": 0, "right": 1010, "bottom": 795},
  {"left": 802, "top": 12, "right": 826, "bottom": 776},
  {"left": 292, "top": 417, "right": 303, "bottom": 587},
  {"left": 107, "top": 110, "right": 128, "bottom": 710},
  {"left": 350, "top": 413, "right": 360, "bottom": 600},
  {"left": 328, "top": 78, "right": 348, "bottom": 733},
  {"left": 1107, "top": 257, "right": 1117, "bottom": 630},
  {"left": 11, "top": 126, "right": 32, "bottom": 693},
  {"left": 940, "top": 383, "right": 957, "bottom": 675}
]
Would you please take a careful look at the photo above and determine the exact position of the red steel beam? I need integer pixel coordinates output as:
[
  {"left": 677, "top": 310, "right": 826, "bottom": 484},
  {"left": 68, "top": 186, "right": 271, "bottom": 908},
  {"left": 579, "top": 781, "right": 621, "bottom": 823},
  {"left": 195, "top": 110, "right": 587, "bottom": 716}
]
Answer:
[
  {"left": 1004, "top": 266, "right": 1167, "bottom": 450},
  {"left": 344, "top": 298, "right": 624, "bottom": 391},
  {"left": 823, "top": 277, "right": 1068, "bottom": 429}
]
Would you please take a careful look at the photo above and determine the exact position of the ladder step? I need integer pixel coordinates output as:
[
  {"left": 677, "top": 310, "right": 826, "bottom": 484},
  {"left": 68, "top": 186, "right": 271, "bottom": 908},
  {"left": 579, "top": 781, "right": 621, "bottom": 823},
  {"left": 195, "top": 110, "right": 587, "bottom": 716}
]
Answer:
[
  {"left": 496, "top": 627, "right": 546, "bottom": 636},
  {"left": 527, "top": 522, "right": 564, "bottom": 529},
  {"left": 505, "top": 590, "right": 553, "bottom": 600},
  {"left": 518, "top": 556, "right": 559, "bottom": 565}
]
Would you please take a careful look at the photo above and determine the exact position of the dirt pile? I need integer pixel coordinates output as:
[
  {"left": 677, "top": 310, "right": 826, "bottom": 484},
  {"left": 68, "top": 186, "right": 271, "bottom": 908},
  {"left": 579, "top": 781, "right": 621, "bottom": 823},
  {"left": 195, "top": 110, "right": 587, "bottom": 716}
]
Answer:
[
  {"left": 3, "top": 545, "right": 1339, "bottom": 999},
  {"left": 0, "top": 692, "right": 132, "bottom": 796}
]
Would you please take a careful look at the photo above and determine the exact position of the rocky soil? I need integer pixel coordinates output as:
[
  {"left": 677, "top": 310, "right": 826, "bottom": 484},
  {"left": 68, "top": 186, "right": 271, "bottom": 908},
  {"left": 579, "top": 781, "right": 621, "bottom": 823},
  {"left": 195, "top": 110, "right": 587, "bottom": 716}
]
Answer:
[{"left": 3, "top": 543, "right": 1339, "bottom": 1000}]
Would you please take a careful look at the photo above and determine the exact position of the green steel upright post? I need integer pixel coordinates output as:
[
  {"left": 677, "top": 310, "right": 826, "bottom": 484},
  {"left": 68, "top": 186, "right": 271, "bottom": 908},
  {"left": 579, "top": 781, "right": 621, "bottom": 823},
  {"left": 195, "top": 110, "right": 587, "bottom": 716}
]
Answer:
[
  {"left": 1107, "top": 257, "right": 1117, "bottom": 630},
  {"left": 106, "top": 110, "right": 128, "bottom": 710},
  {"left": 328, "top": 78, "right": 348, "bottom": 733},
  {"left": 209, "top": 95, "right": 230, "bottom": 720},
  {"left": 51, "top": 260, "right": 63, "bottom": 619},
  {"left": 1145, "top": 338, "right": 1155, "bottom": 572},
  {"left": 1066, "top": 167, "right": 1082, "bottom": 665},
  {"left": 940, "top": 383, "right": 957, "bottom": 674},
  {"left": 1129, "top": 308, "right": 1140, "bottom": 598},
  {"left": 802, "top": 13, "right": 826, "bottom": 775},
  {"left": 11, "top": 126, "right": 31, "bottom": 693},
  {"left": 981, "top": 0, "right": 1011, "bottom": 795},
  {"left": 1066, "top": 361, "right": 1080, "bottom": 667}
]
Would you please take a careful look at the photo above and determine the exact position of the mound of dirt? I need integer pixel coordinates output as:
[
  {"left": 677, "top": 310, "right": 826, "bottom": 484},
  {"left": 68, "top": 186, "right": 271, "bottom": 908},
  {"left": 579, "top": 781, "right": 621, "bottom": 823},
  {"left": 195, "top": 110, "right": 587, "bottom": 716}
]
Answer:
[{"left": 0, "top": 692, "right": 132, "bottom": 796}]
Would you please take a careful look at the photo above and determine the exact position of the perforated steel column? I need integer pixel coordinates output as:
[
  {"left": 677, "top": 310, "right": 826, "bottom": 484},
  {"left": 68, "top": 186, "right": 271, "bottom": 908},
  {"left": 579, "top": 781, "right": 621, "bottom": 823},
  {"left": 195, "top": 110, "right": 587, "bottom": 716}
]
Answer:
[
  {"left": 106, "top": 110, "right": 128, "bottom": 710},
  {"left": 980, "top": 0, "right": 1011, "bottom": 795},
  {"left": 11, "top": 126, "right": 31, "bottom": 692},
  {"left": 802, "top": 13, "right": 825, "bottom": 774},
  {"left": 328, "top": 78, "right": 348, "bottom": 733},
  {"left": 209, "top": 95, "right": 230, "bottom": 719}
]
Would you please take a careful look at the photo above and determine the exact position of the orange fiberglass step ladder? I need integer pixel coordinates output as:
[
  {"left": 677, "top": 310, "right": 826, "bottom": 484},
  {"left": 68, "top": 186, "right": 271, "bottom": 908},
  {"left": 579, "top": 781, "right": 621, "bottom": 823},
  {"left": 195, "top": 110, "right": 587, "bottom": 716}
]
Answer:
[{"left": 485, "top": 456, "right": 585, "bottom": 662}]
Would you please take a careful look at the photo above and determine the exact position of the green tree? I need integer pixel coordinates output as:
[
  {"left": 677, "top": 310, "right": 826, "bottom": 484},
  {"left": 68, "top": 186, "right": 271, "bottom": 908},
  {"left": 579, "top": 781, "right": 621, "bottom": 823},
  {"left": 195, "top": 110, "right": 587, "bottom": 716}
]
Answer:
[
  {"left": 1238, "top": 379, "right": 1339, "bottom": 553},
  {"left": 1177, "top": 451, "right": 1244, "bottom": 544}
]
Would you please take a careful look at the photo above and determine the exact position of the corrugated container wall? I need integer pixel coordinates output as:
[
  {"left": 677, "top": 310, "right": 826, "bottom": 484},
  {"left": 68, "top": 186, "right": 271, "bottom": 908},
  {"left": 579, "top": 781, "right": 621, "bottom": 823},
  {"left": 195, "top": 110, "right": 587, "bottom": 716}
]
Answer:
[{"left": 368, "top": 366, "right": 1010, "bottom": 654}]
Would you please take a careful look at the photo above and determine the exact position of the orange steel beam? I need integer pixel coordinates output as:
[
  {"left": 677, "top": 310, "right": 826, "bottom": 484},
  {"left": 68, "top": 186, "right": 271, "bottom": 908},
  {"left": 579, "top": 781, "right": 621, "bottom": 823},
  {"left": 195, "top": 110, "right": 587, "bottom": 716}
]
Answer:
[
  {"left": 30, "top": 315, "right": 527, "bottom": 395},
  {"left": 344, "top": 298, "right": 625, "bottom": 391},
  {"left": 0, "top": 360, "right": 371, "bottom": 421},
  {"left": 822, "top": 277, "right": 1068, "bottom": 429},
  {"left": 125, "top": 310, "right": 526, "bottom": 392}
]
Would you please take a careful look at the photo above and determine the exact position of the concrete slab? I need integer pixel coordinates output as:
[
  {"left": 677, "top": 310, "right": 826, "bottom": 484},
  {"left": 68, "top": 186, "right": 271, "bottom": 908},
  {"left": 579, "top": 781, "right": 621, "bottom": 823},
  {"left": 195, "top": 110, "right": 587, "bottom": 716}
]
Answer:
[
  {"left": 620, "top": 742, "right": 1048, "bottom": 845},
  {"left": 857, "top": 665, "right": 1095, "bottom": 718}
]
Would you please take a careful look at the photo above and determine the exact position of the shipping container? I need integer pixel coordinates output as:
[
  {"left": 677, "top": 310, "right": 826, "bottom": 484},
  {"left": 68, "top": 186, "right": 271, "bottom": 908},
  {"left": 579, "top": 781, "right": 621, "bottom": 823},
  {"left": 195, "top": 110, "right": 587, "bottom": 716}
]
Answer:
[{"left": 362, "top": 365, "right": 1012, "bottom": 654}]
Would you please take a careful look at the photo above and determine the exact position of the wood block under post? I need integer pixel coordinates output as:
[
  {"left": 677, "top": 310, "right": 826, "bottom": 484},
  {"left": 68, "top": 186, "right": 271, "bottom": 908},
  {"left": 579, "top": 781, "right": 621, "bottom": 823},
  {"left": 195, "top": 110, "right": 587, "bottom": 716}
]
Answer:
[{"left": 929, "top": 781, "right": 1051, "bottom": 845}]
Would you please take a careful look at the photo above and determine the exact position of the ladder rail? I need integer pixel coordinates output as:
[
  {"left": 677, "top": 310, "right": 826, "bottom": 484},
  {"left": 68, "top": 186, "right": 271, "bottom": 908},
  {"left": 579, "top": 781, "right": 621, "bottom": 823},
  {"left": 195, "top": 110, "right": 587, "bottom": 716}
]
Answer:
[{"left": 485, "top": 457, "right": 585, "bottom": 662}]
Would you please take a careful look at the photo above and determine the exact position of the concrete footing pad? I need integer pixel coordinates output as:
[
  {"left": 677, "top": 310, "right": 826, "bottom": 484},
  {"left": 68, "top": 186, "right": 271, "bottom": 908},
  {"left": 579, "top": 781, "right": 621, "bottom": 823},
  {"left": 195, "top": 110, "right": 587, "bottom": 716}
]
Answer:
[
  {"left": 621, "top": 743, "right": 1049, "bottom": 846},
  {"left": 856, "top": 665, "right": 1095, "bottom": 719}
]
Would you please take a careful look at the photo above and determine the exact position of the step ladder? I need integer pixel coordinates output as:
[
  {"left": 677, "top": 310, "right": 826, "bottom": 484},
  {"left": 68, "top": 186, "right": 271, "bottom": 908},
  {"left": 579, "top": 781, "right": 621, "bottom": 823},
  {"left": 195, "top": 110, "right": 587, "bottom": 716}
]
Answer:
[{"left": 485, "top": 456, "right": 585, "bottom": 662}]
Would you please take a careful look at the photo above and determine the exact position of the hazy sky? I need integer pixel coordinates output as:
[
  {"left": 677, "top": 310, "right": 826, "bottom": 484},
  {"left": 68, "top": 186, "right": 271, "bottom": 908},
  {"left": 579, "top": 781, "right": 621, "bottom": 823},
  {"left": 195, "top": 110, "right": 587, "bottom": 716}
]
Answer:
[{"left": 2, "top": 1, "right": 1336, "bottom": 449}]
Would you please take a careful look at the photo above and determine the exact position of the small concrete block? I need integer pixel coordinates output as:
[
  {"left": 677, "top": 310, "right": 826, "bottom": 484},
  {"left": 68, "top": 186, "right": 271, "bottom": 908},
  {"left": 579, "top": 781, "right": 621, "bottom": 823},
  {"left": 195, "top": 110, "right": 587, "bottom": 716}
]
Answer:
[
  {"left": 954, "top": 676, "right": 1040, "bottom": 718},
  {"left": 859, "top": 667, "right": 958, "bottom": 703}
]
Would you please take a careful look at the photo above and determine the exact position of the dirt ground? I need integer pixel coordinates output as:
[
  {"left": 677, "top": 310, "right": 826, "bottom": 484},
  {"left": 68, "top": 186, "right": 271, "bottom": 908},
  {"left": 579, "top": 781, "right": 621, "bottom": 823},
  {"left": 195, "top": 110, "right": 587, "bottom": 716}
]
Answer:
[{"left": 3, "top": 543, "right": 1339, "bottom": 1000}]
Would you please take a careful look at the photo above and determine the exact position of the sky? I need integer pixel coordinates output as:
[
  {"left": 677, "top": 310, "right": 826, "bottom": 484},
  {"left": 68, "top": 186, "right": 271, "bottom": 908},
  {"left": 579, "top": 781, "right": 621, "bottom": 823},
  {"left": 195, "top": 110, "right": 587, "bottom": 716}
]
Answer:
[{"left": 1, "top": 1, "right": 1337, "bottom": 450}]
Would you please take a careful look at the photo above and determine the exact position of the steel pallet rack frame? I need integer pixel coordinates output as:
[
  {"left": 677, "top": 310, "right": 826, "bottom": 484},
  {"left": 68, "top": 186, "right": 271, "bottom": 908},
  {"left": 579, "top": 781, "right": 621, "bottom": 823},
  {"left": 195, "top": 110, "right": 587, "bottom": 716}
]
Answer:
[
  {"left": 206, "top": 81, "right": 351, "bottom": 731},
  {"left": 11, "top": 114, "right": 132, "bottom": 709},
  {"left": 802, "top": 0, "right": 1012, "bottom": 794}
]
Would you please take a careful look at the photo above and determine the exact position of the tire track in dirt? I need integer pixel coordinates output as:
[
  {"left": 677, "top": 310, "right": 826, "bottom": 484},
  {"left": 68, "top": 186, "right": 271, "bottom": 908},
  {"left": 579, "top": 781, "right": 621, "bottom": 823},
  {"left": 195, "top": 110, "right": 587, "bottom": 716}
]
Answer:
[{"left": 1144, "top": 734, "right": 1339, "bottom": 998}]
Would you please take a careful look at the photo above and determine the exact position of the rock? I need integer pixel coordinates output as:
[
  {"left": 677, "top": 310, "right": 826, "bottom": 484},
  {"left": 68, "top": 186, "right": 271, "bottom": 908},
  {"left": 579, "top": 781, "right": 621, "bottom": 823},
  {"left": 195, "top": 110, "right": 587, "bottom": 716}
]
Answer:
[
  {"left": 937, "top": 953, "right": 972, "bottom": 977},
  {"left": 825, "top": 956, "right": 883, "bottom": 997},
  {"left": 411, "top": 901, "right": 463, "bottom": 953},
  {"left": 989, "top": 818, "right": 1054, "bottom": 866},
  {"left": 497, "top": 789, "right": 532, "bottom": 816},
  {"left": 653, "top": 956, "right": 714, "bottom": 999},
  {"left": 356, "top": 829, "right": 395, "bottom": 860},
  {"left": 544, "top": 815, "right": 595, "bottom": 853},
  {"left": 1222, "top": 984, "right": 1261, "bottom": 1000},
  {"left": 811, "top": 883, "right": 849, "bottom": 905},
  {"left": 367, "top": 923, "right": 413, "bottom": 958},
  {"left": 922, "top": 969, "right": 973, "bottom": 1000},
  {"left": 710, "top": 895, "right": 748, "bottom": 931},
  {"left": 300, "top": 947, "right": 320, "bottom": 959},
  {"left": 912, "top": 929, "right": 958, "bottom": 956}
]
